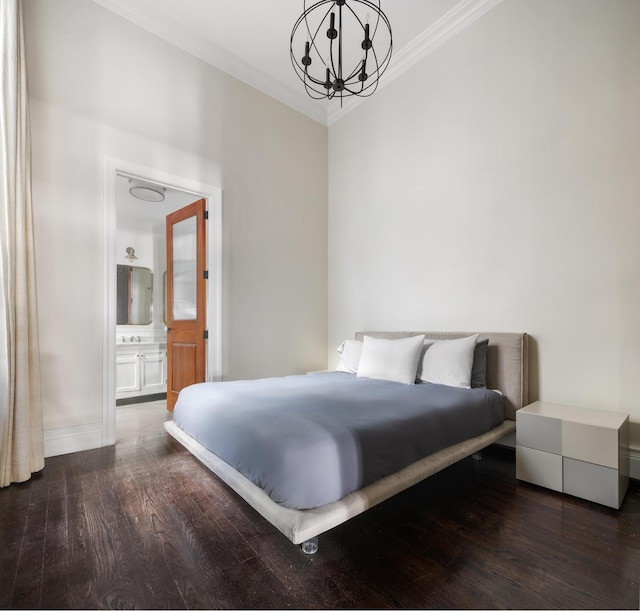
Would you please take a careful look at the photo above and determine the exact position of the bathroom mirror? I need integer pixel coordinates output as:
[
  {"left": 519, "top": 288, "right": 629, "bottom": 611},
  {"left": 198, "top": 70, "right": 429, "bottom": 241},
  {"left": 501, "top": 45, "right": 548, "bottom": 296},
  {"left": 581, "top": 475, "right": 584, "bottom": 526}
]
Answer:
[{"left": 117, "top": 264, "right": 153, "bottom": 325}]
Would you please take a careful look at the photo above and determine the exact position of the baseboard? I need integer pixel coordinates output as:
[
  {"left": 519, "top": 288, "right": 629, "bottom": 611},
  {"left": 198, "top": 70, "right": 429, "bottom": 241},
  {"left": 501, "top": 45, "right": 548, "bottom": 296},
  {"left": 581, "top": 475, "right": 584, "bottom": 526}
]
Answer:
[
  {"left": 44, "top": 423, "right": 104, "bottom": 458},
  {"left": 629, "top": 450, "right": 640, "bottom": 481},
  {"left": 493, "top": 430, "right": 516, "bottom": 449},
  {"left": 116, "top": 392, "right": 166, "bottom": 406}
]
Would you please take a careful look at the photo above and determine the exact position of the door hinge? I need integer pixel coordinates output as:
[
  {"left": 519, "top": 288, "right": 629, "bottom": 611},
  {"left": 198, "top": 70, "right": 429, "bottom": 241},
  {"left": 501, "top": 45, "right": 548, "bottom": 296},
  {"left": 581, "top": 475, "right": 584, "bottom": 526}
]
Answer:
[
  {"left": 204, "top": 210, "right": 209, "bottom": 220},
  {"left": 203, "top": 330, "right": 209, "bottom": 340},
  {"left": 203, "top": 270, "right": 209, "bottom": 280}
]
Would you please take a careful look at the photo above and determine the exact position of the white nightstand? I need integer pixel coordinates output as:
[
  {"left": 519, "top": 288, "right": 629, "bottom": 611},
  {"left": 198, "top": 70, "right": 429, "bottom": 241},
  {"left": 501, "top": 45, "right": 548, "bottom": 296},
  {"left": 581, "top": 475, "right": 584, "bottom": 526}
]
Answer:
[{"left": 516, "top": 401, "right": 630, "bottom": 509}]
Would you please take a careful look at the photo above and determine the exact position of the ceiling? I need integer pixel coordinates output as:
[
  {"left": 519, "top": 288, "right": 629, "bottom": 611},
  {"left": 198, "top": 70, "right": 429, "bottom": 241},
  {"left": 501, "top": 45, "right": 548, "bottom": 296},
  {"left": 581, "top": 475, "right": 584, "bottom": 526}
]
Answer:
[
  {"left": 93, "top": 0, "right": 503, "bottom": 125},
  {"left": 116, "top": 174, "right": 200, "bottom": 228}
]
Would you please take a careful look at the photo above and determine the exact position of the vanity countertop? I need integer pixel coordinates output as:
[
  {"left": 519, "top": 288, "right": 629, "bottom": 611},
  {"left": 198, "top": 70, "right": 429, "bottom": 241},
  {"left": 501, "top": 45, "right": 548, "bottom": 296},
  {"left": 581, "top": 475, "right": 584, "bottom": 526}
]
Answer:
[{"left": 116, "top": 338, "right": 166, "bottom": 347}]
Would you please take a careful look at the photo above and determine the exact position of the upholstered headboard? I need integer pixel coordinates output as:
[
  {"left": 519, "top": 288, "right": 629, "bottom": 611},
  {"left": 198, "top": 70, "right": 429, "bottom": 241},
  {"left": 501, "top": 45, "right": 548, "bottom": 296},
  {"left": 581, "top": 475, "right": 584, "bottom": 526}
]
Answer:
[{"left": 354, "top": 331, "right": 529, "bottom": 420}]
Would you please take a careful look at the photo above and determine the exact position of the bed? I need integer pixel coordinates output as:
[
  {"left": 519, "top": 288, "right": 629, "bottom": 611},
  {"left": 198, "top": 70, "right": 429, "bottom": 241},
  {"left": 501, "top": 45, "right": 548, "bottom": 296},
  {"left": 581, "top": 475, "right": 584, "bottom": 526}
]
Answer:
[{"left": 164, "top": 331, "right": 529, "bottom": 552}]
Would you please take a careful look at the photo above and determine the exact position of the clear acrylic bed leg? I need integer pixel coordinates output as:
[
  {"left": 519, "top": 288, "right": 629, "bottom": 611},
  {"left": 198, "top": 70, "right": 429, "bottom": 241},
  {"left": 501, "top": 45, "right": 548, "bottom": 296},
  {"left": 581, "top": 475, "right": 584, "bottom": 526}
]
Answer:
[
  {"left": 472, "top": 451, "right": 483, "bottom": 460},
  {"left": 301, "top": 536, "right": 318, "bottom": 554}
]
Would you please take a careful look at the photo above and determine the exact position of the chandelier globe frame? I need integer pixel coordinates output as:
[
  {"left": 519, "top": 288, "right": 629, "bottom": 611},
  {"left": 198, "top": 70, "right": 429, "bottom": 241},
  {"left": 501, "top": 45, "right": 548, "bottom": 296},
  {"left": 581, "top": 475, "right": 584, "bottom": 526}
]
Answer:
[{"left": 290, "top": 0, "right": 393, "bottom": 103}]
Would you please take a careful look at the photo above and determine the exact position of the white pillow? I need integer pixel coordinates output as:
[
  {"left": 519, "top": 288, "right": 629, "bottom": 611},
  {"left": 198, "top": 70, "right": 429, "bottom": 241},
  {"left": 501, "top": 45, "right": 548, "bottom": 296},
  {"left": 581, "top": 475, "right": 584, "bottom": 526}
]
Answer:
[
  {"left": 357, "top": 334, "right": 425, "bottom": 385},
  {"left": 417, "top": 334, "right": 479, "bottom": 388},
  {"left": 335, "top": 339, "right": 363, "bottom": 374}
]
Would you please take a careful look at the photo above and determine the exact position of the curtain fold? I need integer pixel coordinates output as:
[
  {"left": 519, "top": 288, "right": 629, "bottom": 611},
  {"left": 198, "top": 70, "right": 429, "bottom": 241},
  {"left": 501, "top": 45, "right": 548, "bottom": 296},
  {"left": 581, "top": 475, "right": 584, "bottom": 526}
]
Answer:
[{"left": 0, "top": 0, "right": 44, "bottom": 487}]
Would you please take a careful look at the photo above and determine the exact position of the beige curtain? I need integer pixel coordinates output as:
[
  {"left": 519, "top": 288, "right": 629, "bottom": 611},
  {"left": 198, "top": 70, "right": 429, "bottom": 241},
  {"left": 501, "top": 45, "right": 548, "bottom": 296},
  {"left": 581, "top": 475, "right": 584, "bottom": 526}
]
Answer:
[{"left": 0, "top": 0, "right": 44, "bottom": 487}]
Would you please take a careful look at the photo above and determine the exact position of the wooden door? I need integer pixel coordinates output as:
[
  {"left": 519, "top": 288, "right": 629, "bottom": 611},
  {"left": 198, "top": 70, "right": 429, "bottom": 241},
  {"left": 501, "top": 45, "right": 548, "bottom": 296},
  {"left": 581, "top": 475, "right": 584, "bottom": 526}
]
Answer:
[{"left": 166, "top": 198, "right": 207, "bottom": 411}]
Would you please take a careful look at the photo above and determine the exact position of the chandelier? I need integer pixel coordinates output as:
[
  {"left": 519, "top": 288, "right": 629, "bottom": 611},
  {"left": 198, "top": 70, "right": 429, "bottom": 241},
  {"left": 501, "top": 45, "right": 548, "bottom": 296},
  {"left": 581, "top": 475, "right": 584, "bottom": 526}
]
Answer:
[{"left": 290, "top": 0, "right": 392, "bottom": 104}]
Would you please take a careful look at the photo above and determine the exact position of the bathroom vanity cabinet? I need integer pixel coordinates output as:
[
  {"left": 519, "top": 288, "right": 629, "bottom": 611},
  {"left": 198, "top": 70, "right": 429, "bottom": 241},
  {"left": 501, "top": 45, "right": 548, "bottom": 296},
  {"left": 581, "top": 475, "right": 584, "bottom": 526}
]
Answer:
[{"left": 116, "top": 342, "right": 167, "bottom": 400}]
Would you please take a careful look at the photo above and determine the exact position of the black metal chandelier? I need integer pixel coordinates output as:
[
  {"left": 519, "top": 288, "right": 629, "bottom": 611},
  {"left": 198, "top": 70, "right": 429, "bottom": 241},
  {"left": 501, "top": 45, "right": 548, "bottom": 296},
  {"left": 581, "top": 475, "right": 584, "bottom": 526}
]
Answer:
[{"left": 290, "top": 0, "right": 392, "bottom": 104}]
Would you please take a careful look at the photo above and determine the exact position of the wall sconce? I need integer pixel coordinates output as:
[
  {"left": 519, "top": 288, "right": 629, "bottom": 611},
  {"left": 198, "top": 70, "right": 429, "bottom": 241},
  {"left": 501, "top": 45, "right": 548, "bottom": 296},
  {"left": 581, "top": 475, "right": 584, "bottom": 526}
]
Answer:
[{"left": 125, "top": 247, "right": 137, "bottom": 263}]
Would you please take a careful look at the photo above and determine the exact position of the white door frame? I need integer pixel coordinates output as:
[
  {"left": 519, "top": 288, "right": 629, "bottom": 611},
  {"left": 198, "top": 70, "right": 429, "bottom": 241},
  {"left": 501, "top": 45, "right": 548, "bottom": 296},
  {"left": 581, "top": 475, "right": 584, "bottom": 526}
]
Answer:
[{"left": 103, "top": 157, "right": 222, "bottom": 446}]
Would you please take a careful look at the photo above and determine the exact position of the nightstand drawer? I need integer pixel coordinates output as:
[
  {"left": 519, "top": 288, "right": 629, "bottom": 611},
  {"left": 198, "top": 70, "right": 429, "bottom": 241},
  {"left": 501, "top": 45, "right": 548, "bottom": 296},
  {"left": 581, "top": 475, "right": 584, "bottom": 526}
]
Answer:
[
  {"left": 563, "top": 421, "right": 619, "bottom": 468},
  {"left": 516, "top": 446, "right": 562, "bottom": 492},
  {"left": 515, "top": 401, "right": 629, "bottom": 509},
  {"left": 516, "top": 410, "right": 561, "bottom": 454},
  {"left": 563, "top": 457, "right": 626, "bottom": 509}
]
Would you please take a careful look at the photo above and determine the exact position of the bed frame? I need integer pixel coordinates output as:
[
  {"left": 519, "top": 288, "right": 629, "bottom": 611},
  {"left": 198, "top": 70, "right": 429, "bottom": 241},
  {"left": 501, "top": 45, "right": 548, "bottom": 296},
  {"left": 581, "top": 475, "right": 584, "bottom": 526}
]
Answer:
[{"left": 164, "top": 331, "right": 529, "bottom": 551}]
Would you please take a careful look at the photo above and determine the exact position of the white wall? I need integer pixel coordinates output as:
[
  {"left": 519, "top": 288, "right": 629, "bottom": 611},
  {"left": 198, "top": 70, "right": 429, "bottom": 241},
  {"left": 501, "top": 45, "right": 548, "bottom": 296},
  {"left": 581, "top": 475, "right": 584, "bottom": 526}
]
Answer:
[
  {"left": 24, "top": 0, "right": 328, "bottom": 449},
  {"left": 25, "top": 0, "right": 640, "bottom": 466},
  {"left": 329, "top": 0, "right": 640, "bottom": 453}
]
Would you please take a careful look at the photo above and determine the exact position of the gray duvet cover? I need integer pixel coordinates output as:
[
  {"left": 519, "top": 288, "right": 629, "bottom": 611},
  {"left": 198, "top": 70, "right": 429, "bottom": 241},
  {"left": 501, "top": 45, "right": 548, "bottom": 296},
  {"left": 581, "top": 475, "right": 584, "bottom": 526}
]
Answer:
[{"left": 172, "top": 372, "right": 505, "bottom": 510}]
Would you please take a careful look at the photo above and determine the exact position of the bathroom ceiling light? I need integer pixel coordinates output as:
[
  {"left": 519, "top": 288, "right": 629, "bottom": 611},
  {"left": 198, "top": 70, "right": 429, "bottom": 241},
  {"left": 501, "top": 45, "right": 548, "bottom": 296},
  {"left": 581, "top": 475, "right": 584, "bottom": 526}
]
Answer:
[{"left": 128, "top": 179, "right": 166, "bottom": 202}]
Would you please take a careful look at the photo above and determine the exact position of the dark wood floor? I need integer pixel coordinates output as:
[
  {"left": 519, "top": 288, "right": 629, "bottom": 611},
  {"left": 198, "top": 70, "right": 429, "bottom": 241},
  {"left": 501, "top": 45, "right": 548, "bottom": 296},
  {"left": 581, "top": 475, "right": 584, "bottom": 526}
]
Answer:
[{"left": 1, "top": 436, "right": 639, "bottom": 610}]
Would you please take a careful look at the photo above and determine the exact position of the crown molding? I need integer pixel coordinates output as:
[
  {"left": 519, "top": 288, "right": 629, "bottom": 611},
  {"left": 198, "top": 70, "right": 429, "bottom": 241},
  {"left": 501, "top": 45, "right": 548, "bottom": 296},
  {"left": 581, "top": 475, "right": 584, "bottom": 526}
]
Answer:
[
  {"left": 92, "top": 0, "right": 502, "bottom": 128},
  {"left": 91, "top": 0, "right": 328, "bottom": 125},
  {"left": 327, "top": 0, "right": 504, "bottom": 125}
]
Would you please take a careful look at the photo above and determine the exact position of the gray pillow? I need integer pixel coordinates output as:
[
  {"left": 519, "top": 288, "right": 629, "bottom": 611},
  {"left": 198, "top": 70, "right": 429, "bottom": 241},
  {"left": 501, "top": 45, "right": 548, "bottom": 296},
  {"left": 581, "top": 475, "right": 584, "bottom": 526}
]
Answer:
[{"left": 471, "top": 338, "right": 489, "bottom": 388}]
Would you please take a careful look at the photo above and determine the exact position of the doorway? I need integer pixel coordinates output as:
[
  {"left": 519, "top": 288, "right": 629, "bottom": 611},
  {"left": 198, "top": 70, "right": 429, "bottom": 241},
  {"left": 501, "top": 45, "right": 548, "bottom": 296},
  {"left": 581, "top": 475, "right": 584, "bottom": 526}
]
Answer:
[{"left": 103, "top": 158, "right": 222, "bottom": 447}]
